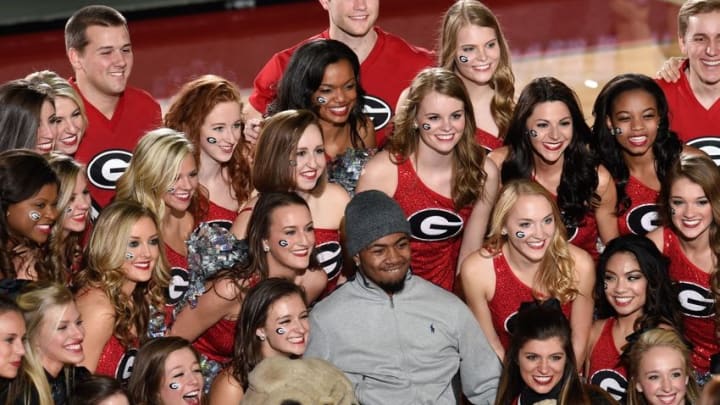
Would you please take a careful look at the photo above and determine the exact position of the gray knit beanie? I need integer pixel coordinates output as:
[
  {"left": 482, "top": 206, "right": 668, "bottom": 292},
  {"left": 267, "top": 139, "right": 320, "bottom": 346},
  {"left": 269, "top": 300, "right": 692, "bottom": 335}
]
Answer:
[{"left": 344, "top": 190, "right": 410, "bottom": 257}]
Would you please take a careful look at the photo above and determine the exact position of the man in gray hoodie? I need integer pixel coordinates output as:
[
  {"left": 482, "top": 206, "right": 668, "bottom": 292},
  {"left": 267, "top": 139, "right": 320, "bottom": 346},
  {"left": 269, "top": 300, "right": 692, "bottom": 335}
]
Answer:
[{"left": 305, "top": 190, "right": 501, "bottom": 404}]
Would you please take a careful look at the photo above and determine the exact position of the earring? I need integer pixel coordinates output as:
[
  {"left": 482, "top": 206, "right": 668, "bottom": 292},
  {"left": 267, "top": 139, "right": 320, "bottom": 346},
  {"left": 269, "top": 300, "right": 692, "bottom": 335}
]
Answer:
[
  {"left": 263, "top": 245, "right": 270, "bottom": 253},
  {"left": 257, "top": 335, "right": 266, "bottom": 341},
  {"left": 610, "top": 127, "right": 622, "bottom": 136},
  {"left": 412, "top": 122, "right": 419, "bottom": 130},
  {"left": 525, "top": 129, "right": 537, "bottom": 138}
]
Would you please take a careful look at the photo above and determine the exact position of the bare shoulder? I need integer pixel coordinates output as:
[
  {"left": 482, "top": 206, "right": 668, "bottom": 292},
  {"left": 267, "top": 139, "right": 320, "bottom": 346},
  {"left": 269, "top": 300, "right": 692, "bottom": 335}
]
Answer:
[
  {"left": 323, "top": 183, "right": 351, "bottom": 205},
  {"left": 75, "top": 287, "right": 113, "bottom": 311},
  {"left": 569, "top": 244, "right": 594, "bottom": 276},
  {"left": 460, "top": 249, "right": 497, "bottom": 298},
  {"left": 596, "top": 164, "right": 614, "bottom": 189},
  {"left": 460, "top": 250, "right": 496, "bottom": 282},
  {"left": 487, "top": 146, "right": 509, "bottom": 170},
  {"left": 356, "top": 150, "right": 397, "bottom": 195}
]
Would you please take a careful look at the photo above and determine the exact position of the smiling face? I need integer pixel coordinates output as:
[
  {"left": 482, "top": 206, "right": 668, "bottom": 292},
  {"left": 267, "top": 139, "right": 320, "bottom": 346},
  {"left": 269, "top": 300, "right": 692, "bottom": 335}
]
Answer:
[
  {"left": 293, "top": 124, "right": 326, "bottom": 192},
  {"left": 53, "top": 97, "right": 86, "bottom": 154},
  {"left": 312, "top": 59, "right": 357, "bottom": 126},
  {"left": 518, "top": 337, "right": 567, "bottom": 395},
  {"left": 257, "top": 293, "right": 309, "bottom": 358},
  {"left": 603, "top": 251, "right": 647, "bottom": 318},
  {"left": 503, "top": 194, "right": 556, "bottom": 263},
  {"left": 669, "top": 176, "right": 713, "bottom": 242},
  {"left": 454, "top": 24, "right": 500, "bottom": 86},
  {"left": 7, "top": 183, "right": 58, "bottom": 244},
  {"left": 71, "top": 25, "right": 133, "bottom": 98},
  {"left": 121, "top": 216, "right": 160, "bottom": 289},
  {"left": 680, "top": 10, "right": 720, "bottom": 88},
  {"left": 0, "top": 311, "right": 26, "bottom": 379},
  {"left": 320, "top": 0, "right": 379, "bottom": 38},
  {"left": 527, "top": 101, "right": 573, "bottom": 165},
  {"left": 357, "top": 232, "right": 411, "bottom": 295},
  {"left": 416, "top": 91, "right": 466, "bottom": 155},
  {"left": 62, "top": 172, "right": 91, "bottom": 235},
  {"left": 159, "top": 347, "right": 203, "bottom": 405},
  {"left": 163, "top": 154, "right": 199, "bottom": 214},
  {"left": 264, "top": 204, "right": 315, "bottom": 274},
  {"left": 635, "top": 346, "right": 689, "bottom": 405},
  {"left": 607, "top": 89, "right": 659, "bottom": 157},
  {"left": 35, "top": 302, "right": 84, "bottom": 377},
  {"left": 199, "top": 101, "right": 242, "bottom": 165},
  {"left": 35, "top": 100, "right": 57, "bottom": 154}
]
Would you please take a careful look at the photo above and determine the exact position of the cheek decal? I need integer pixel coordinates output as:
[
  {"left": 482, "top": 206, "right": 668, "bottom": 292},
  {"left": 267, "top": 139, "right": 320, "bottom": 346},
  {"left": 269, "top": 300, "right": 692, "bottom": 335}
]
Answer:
[
  {"left": 279, "top": 240, "right": 289, "bottom": 247},
  {"left": 167, "top": 187, "right": 175, "bottom": 193},
  {"left": 289, "top": 160, "right": 297, "bottom": 167},
  {"left": 169, "top": 382, "right": 180, "bottom": 390},
  {"left": 421, "top": 123, "right": 431, "bottom": 131},
  {"left": 207, "top": 137, "right": 217, "bottom": 144},
  {"left": 526, "top": 129, "right": 538, "bottom": 138},
  {"left": 611, "top": 127, "right": 623, "bottom": 136},
  {"left": 515, "top": 231, "right": 525, "bottom": 239},
  {"left": 275, "top": 327, "right": 286, "bottom": 335},
  {"left": 458, "top": 55, "right": 469, "bottom": 64},
  {"left": 603, "top": 282, "right": 608, "bottom": 290},
  {"left": 125, "top": 252, "right": 135, "bottom": 260},
  {"left": 29, "top": 211, "right": 41, "bottom": 222},
  {"left": 65, "top": 207, "right": 73, "bottom": 214},
  {"left": 671, "top": 208, "right": 676, "bottom": 216},
  {"left": 316, "top": 96, "right": 327, "bottom": 104}
]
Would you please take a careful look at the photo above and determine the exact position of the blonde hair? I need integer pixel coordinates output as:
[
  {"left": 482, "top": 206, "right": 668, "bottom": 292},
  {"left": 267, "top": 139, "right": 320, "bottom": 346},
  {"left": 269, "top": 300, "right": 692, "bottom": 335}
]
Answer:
[
  {"left": 73, "top": 200, "right": 169, "bottom": 347},
  {"left": 388, "top": 67, "right": 487, "bottom": 209},
  {"left": 47, "top": 153, "right": 85, "bottom": 281},
  {"left": 484, "top": 180, "right": 578, "bottom": 303},
  {"left": 625, "top": 328, "right": 699, "bottom": 405},
  {"left": 25, "top": 70, "right": 88, "bottom": 130},
  {"left": 439, "top": 0, "right": 515, "bottom": 138},
  {"left": 116, "top": 128, "right": 200, "bottom": 222},
  {"left": 13, "top": 282, "right": 75, "bottom": 405}
]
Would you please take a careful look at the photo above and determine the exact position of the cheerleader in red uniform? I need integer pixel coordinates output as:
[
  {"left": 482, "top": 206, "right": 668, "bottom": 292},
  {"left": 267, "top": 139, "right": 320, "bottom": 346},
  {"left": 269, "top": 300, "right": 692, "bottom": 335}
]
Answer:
[
  {"left": 586, "top": 234, "right": 682, "bottom": 403},
  {"left": 230, "top": 110, "right": 347, "bottom": 294},
  {"left": 647, "top": 153, "right": 720, "bottom": 383},
  {"left": 73, "top": 200, "right": 169, "bottom": 383},
  {"left": 592, "top": 73, "right": 696, "bottom": 237},
  {"left": 438, "top": 0, "right": 515, "bottom": 152},
  {"left": 489, "top": 77, "right": 618, "bottom": 260},
  {"left": 358, "top": 67, "right": 499, "bottom": 292},
  {"left": 164, "top": 75, "right": 253, "bottom": 228},
  {"left": 460, "top": 180, "right": 595, "bottom": 365}
]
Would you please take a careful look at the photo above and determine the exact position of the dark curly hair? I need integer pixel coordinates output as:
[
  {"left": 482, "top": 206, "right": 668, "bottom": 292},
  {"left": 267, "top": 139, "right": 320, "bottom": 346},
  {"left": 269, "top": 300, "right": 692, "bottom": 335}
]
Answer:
[
  {"left": 591, "top": 73, "right": 682, "bottom": 216},
  {"left": 595, "top": 234, "right": 683, "bottom": 334},
  {"left": 501, "top": 77, "right": 599, "bottom": 229}
]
